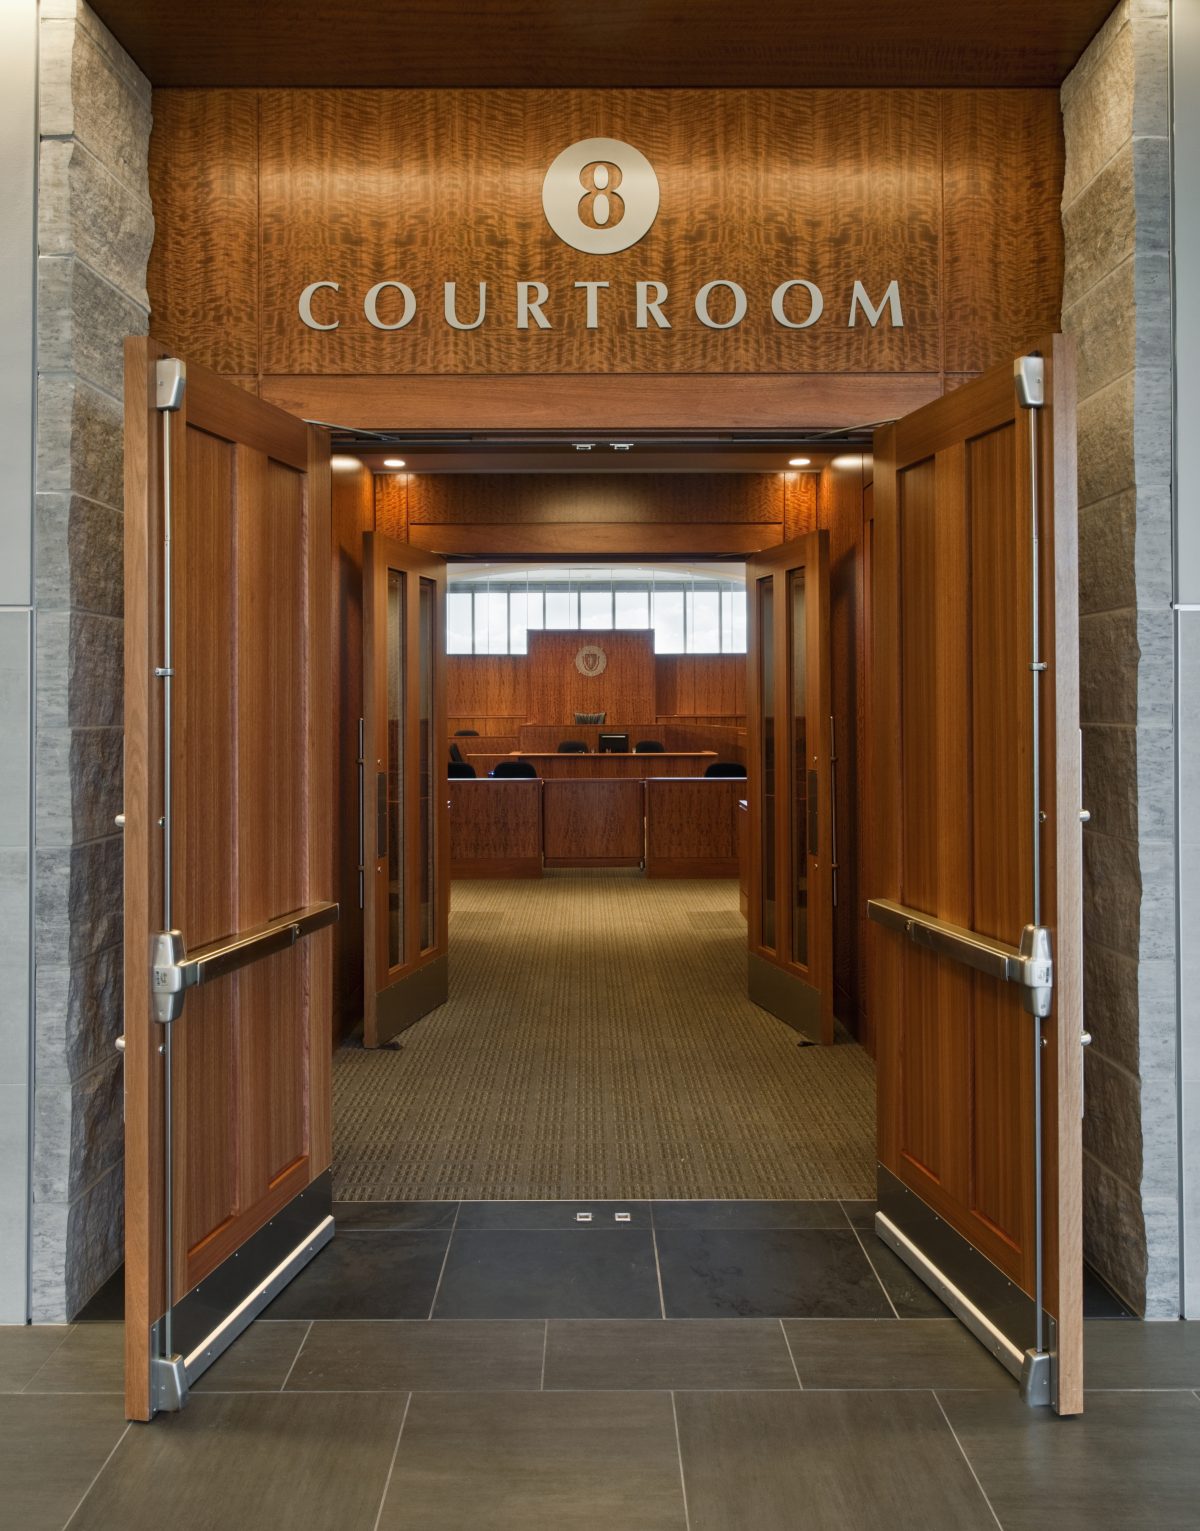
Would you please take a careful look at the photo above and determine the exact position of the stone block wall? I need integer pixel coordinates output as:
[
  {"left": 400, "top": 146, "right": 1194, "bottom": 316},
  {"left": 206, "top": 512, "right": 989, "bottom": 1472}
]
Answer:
[
  {"left": 31, "top": 0, "right": 151, "bottom": 1320},
  {"left": 1061, "top": 0, "right": 1178, "bottom": 1315}
]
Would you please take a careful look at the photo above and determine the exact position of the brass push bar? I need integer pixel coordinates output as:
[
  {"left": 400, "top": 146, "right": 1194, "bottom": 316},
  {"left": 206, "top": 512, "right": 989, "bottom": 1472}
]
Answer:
[
  {"left": 150, "top": 901, "right": 340, "bottom": 1024},
  {"left": 866, "top": 898, "right": 1052, "bottom": 1018}
]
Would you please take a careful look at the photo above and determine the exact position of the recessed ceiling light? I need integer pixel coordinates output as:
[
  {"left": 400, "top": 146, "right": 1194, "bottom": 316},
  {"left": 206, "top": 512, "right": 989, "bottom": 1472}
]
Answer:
[
  {"left": 610, "top": 442, "right": 633, "bottom": 451},
  {"left": 573, "top": 442, "right": 595, "bottom": 451},
  {"left": 383, "top": 457, "right": 406, "bottom": 468},
  {"left": 331, "top": 454, "right": 360, "bottom": 471},
  {"left": 788, "top": 457, "right": 811, "bottom": 467}
]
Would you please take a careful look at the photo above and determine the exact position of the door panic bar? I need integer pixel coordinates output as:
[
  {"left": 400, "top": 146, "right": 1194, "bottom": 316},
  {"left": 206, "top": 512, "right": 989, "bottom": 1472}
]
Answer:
[
  {"left": 151, "top": 901, "right": 340, "bottom": 1024},
  {"left": 866, "top": 899, "right": 1052, "bottom": 1017}
]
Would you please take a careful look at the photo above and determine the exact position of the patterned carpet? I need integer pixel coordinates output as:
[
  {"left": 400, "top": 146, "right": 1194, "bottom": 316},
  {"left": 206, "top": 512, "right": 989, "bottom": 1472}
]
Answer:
[{"left": 333, "top": 873, "right": 876, "bottom": 1201}]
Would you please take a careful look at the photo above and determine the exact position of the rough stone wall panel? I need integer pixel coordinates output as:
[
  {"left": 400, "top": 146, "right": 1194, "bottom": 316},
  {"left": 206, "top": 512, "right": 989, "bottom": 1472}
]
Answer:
[
  {"left": 1061, "top": 0, "right": 1178, "bottom": 1316},
  {"left": 31, "top": 0, "right": 150, "bottom": 1322}
]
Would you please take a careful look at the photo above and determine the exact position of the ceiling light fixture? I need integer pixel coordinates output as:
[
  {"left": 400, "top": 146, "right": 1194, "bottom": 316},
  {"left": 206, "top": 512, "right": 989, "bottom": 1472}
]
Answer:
[
  {"left": 788, "top": 457, "right": 811, "bottom": 467},
  {"left": 383, "top": 457, "right": 407, "bottom": 468},
  {"left": 573, "top": 442, "right": 595, "bottom": 451},
  {"left": 331, "top": 454, "right": 360, "bottom": 471},
  {"left": 610, "top": 442, "right": 633, "bottom": 451}
]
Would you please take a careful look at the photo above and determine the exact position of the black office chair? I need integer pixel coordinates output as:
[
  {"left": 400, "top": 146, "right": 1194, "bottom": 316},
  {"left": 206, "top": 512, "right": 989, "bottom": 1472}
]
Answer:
[
  {"left": 633, "top": 739, "right": 665, "bottom": 753},
  {"left": 704, "top": 761, "right": 748, "bottom": 778},
  {"left": 491, "top": 760, "right": 538, "bottom": 779},
  {"left": 449, "top": 742, "right": 465, "bottom": 764},
  {"left": 454, "top": 728, "right": 479, "bottom": 737},
  {"left": 448, "top": 761, "right": 476, "bottom": 778},
  {"left": 557, "top": 740, "right": 589, "bottom": 753}
]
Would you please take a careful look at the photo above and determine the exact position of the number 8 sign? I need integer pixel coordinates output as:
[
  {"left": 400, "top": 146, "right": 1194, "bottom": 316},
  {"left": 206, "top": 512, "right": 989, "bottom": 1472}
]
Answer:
[{"left": 541, "top": 138, "right": 660, "bottom": 255}]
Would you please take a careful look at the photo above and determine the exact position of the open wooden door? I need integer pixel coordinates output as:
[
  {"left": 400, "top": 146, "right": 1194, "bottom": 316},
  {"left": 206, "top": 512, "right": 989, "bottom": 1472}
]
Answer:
[
  {"left": 362, "top": 534, "right": 449, "bottom": 1046},
  {"left": 868, "top": 337, "right": 1084, "bottom": 1413},
  {"left": 123, "top": 340, "right": 337, "bottom": 1420},
  {"left": 746, "top": 531, "right": 834, "bottom": 1044}
]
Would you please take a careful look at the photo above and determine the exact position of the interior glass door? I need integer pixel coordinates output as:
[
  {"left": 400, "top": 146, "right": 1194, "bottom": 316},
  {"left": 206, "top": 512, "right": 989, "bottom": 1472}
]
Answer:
[
  {"left": 364, "top": 536, "right": 449, "bottom": 1046},
  {"left": 746, "top": 532, "right": 832, "bottom": 1043}
]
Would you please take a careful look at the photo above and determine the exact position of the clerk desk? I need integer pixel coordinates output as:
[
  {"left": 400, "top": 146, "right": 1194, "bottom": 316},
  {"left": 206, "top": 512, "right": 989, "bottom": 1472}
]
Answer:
[
  {"left": 449, "top": 775, "right": 741, "bottom": 877},
  {"left": 467, "top": 750, "right": 717, "bottom": 779}
]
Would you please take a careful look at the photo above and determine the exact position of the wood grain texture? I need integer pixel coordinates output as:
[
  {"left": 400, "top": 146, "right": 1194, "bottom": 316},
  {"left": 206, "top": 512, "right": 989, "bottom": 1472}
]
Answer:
[
  {"left": 149, "top": 85, "right": 1060, "bottom": 403},
  {"left": 542, "top": 778, "right": 645, "bottom": 864},
  {"left": 147, "top": 91, "right": 259, "bottom": 374},
  {"left": 525, "top": 630, "right": 656, "bottom": 724},
  {"left": 655, "top": 656, "right": 746, "bottom": 718},
  {"left": 784, "top": 473, "right": 819, "bottom": 540},
  {"left": 95, "top": 2, "right": 1117, "bottom": 89},
  {"left": 408, "top": 473, "right": 784, "bottom": 526},
  {"left": 868, "top": 344, "right": 1083, "bottom": 1413},
  {"left": 449, "top": 778, "right": 543, "bottom": 876},
  {"left": 446, "top": 657, "right": 529, "bottom": 720},
  {"left": 941, "top": 93, "right": 1066, "bottom": 374},
  {"left": 255, "top": 89, "right": 941, "bottom": 377},
  {"left": 479, "top": 750, "right": 714, "bottom": 779},
  {"left": 374, "top": 471, "right": 408, "bottom": 539},
  {"left": 409, "top": 521, "right": 784, "bottom": 557},
  {"left": 645, "top": 777, "right": 739, "bottom": 876},
  {"left": 260, "top": 372, "right": 945, "bottom": 432}
]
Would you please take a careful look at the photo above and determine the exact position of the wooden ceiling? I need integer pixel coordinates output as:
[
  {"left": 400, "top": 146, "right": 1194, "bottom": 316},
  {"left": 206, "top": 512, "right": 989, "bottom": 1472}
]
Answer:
[{"left": 90, "top": 1, "right": 1114, "bottom": 89}]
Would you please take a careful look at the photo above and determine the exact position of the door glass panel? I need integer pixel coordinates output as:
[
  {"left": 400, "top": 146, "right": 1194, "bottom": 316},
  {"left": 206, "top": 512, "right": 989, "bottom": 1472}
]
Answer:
[
  {"left": 759, "top": 576, "right": 776, "bottom": 950},
  {"left": 790, "top": 567, "right": 809, "bottom": 968},
  {"left": 386, "top": 569, "right": 405, "bottom": 970},
  {"left": 419, "top": 577, "right": 436, "bottom": 951}
]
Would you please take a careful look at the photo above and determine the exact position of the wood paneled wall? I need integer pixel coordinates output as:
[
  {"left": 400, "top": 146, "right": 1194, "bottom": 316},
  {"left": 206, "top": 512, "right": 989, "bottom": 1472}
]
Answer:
[
  {"left": 447, "top": 646, "right": 746, "bottom": 729},
  {"left": 147, "top": 87, "right": 1064, "bottom": 428}
]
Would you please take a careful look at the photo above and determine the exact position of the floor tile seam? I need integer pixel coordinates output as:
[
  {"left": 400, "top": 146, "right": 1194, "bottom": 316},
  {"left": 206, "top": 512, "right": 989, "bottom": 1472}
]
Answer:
[
  {"left": 370, "top": 1392, "right": 412, "bottom": 1531},
  {"left": 932, "top": 1391, "right": 1005, "bottom": 1531},
  {"left": 651, "top": 1227, "right": 668, "bottom": 1319},
  {"left": 670, "top": 1390, "right": 694, "bottom": 1531},
  {"left": 19, "top": 1324, "right": 80, "bottom": 1395},
  {"left": 278, "top": 1321, "right": 314, "bottom": 1392},
  {"left": 846, "top": 1220, "right": 902, "bottom": 1320},
  {"left": 778, "top": 1319, "right": 804, "bottom": 1389},
  {"left": 424, "top": 1210, "right": 460, "bottom": 1321},
  {"left": 60, "top": 1419, "right": 132, "bottom": 1531}
]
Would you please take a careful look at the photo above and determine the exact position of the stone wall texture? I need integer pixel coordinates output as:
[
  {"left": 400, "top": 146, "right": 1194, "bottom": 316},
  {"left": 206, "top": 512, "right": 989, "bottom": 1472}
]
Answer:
[
  {"left": 1061, "top": 0, "right": 1178, "bottom": 1316},
  {"left": 32, "top": 0, "right": 151, "bottom": 1320}
]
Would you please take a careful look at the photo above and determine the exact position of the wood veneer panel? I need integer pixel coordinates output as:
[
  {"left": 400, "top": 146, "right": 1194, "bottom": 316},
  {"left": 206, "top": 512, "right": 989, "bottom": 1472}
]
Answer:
[
  {"left": 101, "top": 3, "right": 1117, "bottom": 90},
  {"left": 941, "top": 92, "right": 1065, "bottom": 375},
  {"left": 374, "top": 472, "right": 408, "bottom": 540},
  {"left": 525, "top": 630, "right": 656, "bottom": 724},
  {"left": 259, "top": 373, "right": 944, "bottom": 432},
  {"left": 543, "top": 778, "right": 645, "bottom": 864},
  {"left": 409, "top": 474, "right": 783, "bottom": 526},
  {"left": 645, "top": 778, "right": 739, "bottom": 876},
  {"left": 409, "top": 522, "right": 784, "bottom": 557},
  {"left": 254, "top": 90, "right": 940, "bottom": 378},
  {"left": 446, "top": 657, "right": 529, "bottom": 721},
  {"left": 148, "top": 91, "right": 259, "bottom": 374},
  {"left": 784, "top": 473, "right": 819, "bottom": 540},
  {"left": 449, "top": 779, "right": 542, "bottom": 876}
]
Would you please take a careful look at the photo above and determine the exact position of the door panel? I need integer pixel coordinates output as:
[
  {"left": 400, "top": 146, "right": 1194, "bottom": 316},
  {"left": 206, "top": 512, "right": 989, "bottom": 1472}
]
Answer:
[
  {"left": 869, "top": 337, "right": 1083, "bottom": 1414},
  {"left": 123, "top": 339, "right": 336, "bottom": 1420},
  {"left": 746, "top": 532, "right": 833, "bottom": 1043},
  {"left": 363, "top": 535, "right": 449, "bottom": 1045}
]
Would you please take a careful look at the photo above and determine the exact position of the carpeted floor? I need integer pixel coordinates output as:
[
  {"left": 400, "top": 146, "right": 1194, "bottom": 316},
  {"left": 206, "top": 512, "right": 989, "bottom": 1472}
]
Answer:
[{"left": 333, "top": 873, "right": 876, "bottom": 1201}]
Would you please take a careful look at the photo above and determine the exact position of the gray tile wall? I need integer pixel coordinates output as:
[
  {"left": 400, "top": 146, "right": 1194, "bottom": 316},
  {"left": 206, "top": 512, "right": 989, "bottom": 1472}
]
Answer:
[
  {"left": 1061, "top": 0, "right": 1179, "bottom": 1316},
  {"left": 30, "top": 0, "right": 151, "bottom": 1321}
]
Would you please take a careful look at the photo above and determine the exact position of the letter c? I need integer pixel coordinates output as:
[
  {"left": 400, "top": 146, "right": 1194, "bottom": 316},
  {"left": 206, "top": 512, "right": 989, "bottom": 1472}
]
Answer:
[{"left": 298, "top": 281, "right": 340, "bottom": 331}]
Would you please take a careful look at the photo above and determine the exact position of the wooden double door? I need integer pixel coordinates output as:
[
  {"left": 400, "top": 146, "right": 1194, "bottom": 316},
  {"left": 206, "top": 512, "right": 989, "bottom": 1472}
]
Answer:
[{"left": 123, "top": 337, "right": 1082, "bottom": 1420}]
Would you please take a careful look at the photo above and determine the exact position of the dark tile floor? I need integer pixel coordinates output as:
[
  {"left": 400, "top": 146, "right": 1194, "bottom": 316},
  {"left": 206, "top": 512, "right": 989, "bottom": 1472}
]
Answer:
[{"left": 4, "top": 1199, "right": 1194, "bottom": 1531}]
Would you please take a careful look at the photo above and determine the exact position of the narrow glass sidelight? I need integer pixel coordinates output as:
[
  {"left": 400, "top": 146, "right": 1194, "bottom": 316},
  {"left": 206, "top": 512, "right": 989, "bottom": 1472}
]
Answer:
[
  {"left": 758, "top": 575, "right": 776, "bottom": 951},
  {"left": 789, "top": 567, "right": 809, "bottom": 969},
  {"left": 419, "top": 577, "right": 436, "bottom": 952},
  {"left": 386, "top": 569, "right": 406, "bottom": 971}
]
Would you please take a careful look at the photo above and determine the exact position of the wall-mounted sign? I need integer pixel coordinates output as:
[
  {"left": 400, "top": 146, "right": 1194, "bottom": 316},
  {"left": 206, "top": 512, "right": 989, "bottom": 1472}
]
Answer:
[{"left": 146, "top": 89, "right": 1066, "bottom": 378}]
